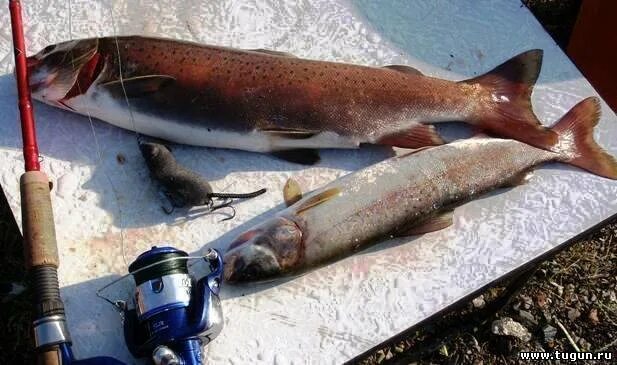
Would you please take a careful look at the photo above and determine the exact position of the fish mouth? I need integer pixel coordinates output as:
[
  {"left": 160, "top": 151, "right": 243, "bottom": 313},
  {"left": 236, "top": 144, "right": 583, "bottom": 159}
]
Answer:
[
  {"left": 223, "top": 245, "right": 282, "bottom": 284},
  {"left": 27, "top": 38, "right": 101, "bottom": 102}
]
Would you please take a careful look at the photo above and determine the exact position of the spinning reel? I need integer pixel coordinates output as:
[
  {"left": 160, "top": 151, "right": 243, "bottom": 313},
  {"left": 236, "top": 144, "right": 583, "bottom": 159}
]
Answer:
[{"left": 123, "top": 246, "right": 224, "bottom": 365}]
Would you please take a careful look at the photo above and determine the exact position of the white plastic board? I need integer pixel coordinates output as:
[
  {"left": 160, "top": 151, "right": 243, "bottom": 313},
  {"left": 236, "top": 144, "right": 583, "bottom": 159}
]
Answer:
[{"left": 1, "top": 1, "right": 616, "bottom": 363}]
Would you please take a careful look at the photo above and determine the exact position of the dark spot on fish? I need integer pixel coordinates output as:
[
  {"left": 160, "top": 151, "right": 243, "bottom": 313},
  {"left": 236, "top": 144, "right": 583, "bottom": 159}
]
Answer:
[
  {"left": 207, "top": 128, "right": 212, "bottom": 132},
  {"left": 116, "top": 153, "right": 126, "bottom": 164},
  {"left": 303, "top": 67, "right": 308, "bottom": 72},
  {"left": 256, "top": 66, "right": 260, "bottom": 70}
]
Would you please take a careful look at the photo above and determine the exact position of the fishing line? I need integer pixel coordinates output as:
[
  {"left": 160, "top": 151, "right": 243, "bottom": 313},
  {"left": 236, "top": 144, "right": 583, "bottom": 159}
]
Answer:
[
  {"left": 66, "top": 0, "right": 129, "bottom": 271},
  {"left": 95, "top": 254, "right": 213, "bottom": 312},
  {"left": 108, "top": 0, "right": 142, "bottom": 144}
]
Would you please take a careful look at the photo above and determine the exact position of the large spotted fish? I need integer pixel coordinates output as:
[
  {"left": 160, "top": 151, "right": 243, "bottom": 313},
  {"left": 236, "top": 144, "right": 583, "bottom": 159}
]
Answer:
[
  {"left": 27, "top": 36, "right": 553, "bottom": 164},
  {"left": 223, "top": 98, "right": 617, "bottom": 283}
]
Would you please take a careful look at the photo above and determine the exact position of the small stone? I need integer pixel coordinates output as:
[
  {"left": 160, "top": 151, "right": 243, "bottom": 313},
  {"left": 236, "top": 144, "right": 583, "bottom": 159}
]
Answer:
[
  {"left": 472, "top": 360, "right": 483, "bottom": 365},
  {"left": 519, "top": 310, "right": 538, "bottom": 325},
  {"left": 543, "top": 325, "right": 557, "bottom": 343},
  {"left": 376, "top": 351, "right": 386, "bottom": 363},
  {"left": 567, "top": 308, "right": 581, "bottom": 321},
  {"left": 385, "top": 349, "right": 393, "bottom": 360},
  {"left": 588, "top": 308, "right": 600, "bottom": 324},
  {"left": 610, "top": 291, "right": 617, "bottom": 302},
  {"left": 590, "top": 293, "right": 597, "bottom": 302},
  {"left": 394, "top": 345, "right": 404, "bottom": 353},
  {"left": 578, "top": 337, "right": 591, "bottom": 351},
  {"left": 535, "top": 292, "right": 549, "bottom": 308},
  {"left": 520, "top": 295, "right": 533, "bottom": 310},
  {"left": 492, "top": 317, "right": 532, "bottom": 342},
  {"left": 472, "top": 295, "right": 486, "bottom": 309}
]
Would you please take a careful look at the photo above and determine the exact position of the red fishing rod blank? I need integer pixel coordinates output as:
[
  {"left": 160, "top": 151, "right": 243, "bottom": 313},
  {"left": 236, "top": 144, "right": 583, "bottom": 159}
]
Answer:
[{"left": 10, "top": 0, "right": 40, "bottom": 172}]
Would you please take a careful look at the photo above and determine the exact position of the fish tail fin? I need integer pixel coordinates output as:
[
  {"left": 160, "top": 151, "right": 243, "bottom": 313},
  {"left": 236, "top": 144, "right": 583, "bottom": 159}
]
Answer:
[
  {"left": 551, "top": 97, "right": 617, "bottom": 179},
  {"left": 463, "top": 49, "right": 558, "bottom": 148}
]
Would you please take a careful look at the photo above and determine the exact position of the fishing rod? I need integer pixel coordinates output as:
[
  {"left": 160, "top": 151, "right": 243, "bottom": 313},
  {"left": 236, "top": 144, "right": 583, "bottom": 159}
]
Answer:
[
  {"left": 11, "top": 2, "right": 225, "bottom": 363},
  {"left": 9, "top": 1, "right": 122, "bottom": 364}
]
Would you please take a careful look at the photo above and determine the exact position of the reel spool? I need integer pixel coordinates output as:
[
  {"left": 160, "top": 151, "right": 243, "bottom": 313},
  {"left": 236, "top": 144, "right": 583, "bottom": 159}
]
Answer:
[{"left": 123, "top": 246, "right": 224, "bottom": 365}]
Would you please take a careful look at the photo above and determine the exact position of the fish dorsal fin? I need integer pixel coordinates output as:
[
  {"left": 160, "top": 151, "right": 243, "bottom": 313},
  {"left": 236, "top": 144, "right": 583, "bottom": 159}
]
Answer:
[
  {"left": 295, "top": 188, "right": 340, "bottom": 214},
  {"left": 395, "top": 210, "right": 454, "bottom": 236},
  {"left": 271, "top": 149, "right": 321, "bottom": 165},
  {"left": 283, "top": 178, "right": 303, "bottom": 207},
  {"left": 261, "top": 128, "right": 319, "bottom": 140},
  {"left": 100, "top": 75, "right": 176, "bottom": 98},
  {"left": 250, "top": 49, "right": 297, "bottom": 58},
  {"left": 383, "top": 64, "right": 423, "bottom": 75}
]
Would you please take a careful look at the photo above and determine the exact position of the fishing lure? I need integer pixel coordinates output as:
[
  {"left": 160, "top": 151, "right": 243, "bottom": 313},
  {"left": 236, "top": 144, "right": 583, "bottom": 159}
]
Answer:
[{"left": 139, "top": 141, "right": 266, "bottom": 219}]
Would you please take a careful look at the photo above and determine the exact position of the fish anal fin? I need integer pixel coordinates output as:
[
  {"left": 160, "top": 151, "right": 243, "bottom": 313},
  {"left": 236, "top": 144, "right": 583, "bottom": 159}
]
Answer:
[
  {"left": 396, "top": 210, "right": 454, "bottom": 236},
  {"left": 100, "top": 75, "right": 176, "bottom": 98},
  {"left": 249, "top": 49, "right": 297, "bottom": 58},
  {"left": 383, "top": 64, "right": 423, "bottom": 75},
  {"left": 271, "top": 149, "right": 320, "bottom": 165},
  {"left": 261, "top": 128, "right": 319, "bottom": 140},
  {"left": 296, "top": 188, "right": 340, "bottom": 214},
  {"left": 378, "top": 123, "right": 445, "bottom": 149}
]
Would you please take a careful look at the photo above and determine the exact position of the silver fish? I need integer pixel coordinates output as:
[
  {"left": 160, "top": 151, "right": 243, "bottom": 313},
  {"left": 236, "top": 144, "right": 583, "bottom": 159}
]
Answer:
[{"left": 223, "top": 98, "right": 617, "bottom": 283}]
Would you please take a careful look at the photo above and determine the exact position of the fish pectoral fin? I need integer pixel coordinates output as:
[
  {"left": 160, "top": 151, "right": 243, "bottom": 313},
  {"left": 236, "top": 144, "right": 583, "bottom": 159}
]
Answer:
[
  {"left": 295, "top": 188, "right": 340, "bottom": 214},
  {"left": 249, "top": 49, "right": 298, "bottom": 58},
  {"left": 100, "top": 75, "right": 176, "bottom": 98},
  {"left": 283, "top": 178, "right": 303, "bottom": 207},
  {"left": 501, "top": 170, "right": 533, "bottom": 188},
  {"left": 382, "top": 64, "right": 423, "bottom": 75},
  {"left": 377, "top": 123, "right": 445, "bottom": 149},
  {"left": 261, "top": 128, "right": 320, "bottom": 140},
  {"left": 271, "top": 149, "right": 321, "bottom": 165},
  {"left": 395, "top": 210, "right": 454, "bottom": 236}
]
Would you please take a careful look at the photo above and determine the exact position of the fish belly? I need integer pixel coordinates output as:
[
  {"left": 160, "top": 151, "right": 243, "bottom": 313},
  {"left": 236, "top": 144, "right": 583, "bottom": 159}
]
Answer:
[{"left": 66, "top": 90, "right": 359, "bottom": 152}]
